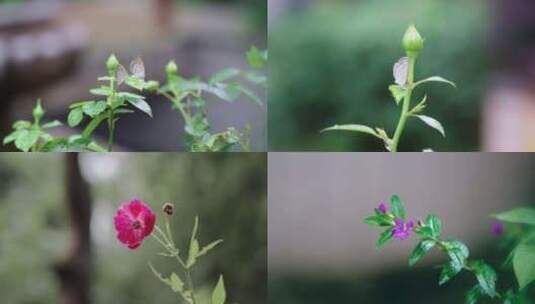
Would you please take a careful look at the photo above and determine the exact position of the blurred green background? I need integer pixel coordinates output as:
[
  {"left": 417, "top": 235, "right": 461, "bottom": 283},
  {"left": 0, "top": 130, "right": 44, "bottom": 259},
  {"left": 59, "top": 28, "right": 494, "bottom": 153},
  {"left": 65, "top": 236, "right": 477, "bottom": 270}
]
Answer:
[
  {"left": 269, "top": 0, "right": 490, "bottom": 151},
  {"left": 0, "top": 153, "right": 266, "bottom": 303}
]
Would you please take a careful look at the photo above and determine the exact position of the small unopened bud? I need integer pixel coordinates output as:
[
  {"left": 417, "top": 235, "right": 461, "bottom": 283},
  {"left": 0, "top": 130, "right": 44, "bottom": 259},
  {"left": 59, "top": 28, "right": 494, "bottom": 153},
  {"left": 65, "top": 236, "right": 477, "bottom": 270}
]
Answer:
[
  {"left": 162, "top": 202, "right": 174, "bottom": 215},
  {"left": 33, "top": 99, "right": 44, "bottom": 121},
  {"left": 106, "top": 54, "right": 120, "bottom": 72},
  {"left": 165, "top": 60, "right": 178, "bottom": 76},
  {"left": 402, "top": 24, "right": 424, "bottom": 54}
]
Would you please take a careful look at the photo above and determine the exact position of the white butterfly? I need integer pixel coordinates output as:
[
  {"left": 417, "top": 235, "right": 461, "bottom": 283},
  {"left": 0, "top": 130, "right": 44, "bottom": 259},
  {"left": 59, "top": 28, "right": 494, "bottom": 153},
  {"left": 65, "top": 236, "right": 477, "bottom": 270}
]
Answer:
[
  {"left": 393, "top": 56, "right": 408, "bottom": 87},
  {"left": 130, "top": 57, "right": 145, "bottom": 79}
]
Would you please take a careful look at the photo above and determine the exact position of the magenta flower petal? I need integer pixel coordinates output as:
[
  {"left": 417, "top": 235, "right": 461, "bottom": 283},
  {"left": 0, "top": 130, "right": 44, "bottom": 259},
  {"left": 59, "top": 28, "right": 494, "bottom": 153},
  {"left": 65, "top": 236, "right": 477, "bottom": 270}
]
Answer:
[
  {"left": 114, "top": 199, "right": 156, "bottom": 250},
  {"left": 392, "top": 218, "right": 414, "bottom": 240},
  {"left": 378, "top": 202, "right": 388, "bottom": 214},
  {"left": 491, "top": 221, "right": 504, "bottom": 236}
]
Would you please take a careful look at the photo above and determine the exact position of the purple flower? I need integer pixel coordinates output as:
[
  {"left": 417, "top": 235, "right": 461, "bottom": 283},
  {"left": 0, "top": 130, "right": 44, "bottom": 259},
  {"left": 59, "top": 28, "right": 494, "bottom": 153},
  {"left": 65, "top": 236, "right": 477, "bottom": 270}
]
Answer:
[
  {"left": 378, "top": 202, "right": 388, "bottom": 214},
  {"left": 491, "top": 221, "right": 504, "bottom": 236},
  {"left": 392, "top": 218, "right": 414, "bottom": 240}
]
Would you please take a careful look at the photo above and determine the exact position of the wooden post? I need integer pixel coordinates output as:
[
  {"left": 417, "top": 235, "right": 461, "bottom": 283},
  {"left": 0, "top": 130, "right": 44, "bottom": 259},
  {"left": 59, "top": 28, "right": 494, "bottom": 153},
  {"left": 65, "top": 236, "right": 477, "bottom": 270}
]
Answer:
[{"left": 54, "top": 153, "right": 93, "bottom": 304}]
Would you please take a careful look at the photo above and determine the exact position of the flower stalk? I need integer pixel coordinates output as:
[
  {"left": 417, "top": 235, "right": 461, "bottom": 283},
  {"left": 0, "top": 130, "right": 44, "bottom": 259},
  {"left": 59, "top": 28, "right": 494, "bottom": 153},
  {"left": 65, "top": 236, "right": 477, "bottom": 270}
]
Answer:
[{"left": 322, "top": 24, "right": 455, "bottom": 152}]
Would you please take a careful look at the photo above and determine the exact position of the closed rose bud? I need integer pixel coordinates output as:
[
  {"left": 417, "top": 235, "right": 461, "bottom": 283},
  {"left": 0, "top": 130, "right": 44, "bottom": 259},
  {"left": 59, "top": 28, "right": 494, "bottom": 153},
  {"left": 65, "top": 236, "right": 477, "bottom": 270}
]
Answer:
[
  {"left": 32, "top": 99, "right": 44, "bottom": 121},
  {"left": 106, "top": 54, "right": 120, "bottom": 72},
  {"left": 165, "top": 60, "right": 178, "bottom": 76},
  {"left": 402, "top": 25, "right": 424, "bottom": 54},
  {"left": 163, "top": 202, "right": 174, "bottom": 215}
]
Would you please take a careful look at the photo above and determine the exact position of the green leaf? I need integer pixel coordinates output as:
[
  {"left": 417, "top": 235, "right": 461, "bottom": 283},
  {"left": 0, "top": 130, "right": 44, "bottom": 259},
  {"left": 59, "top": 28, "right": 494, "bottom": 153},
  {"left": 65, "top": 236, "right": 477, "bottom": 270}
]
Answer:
[
  {"left": 187, "top": 239, "right": 199, "bottom": 268},
  {"left": 221, "top": 83, "right": 241, "bottom": 102},
  {"left": 125, "top": 97, "right": 152, "bottom": 117},
  {"left": 390, "top": 195, "right": 406, "bottom": 220},
  {"left": 212, "top": 275, "right": 226, "bottom": 304},
  {"left": 236, "top": 85, "right": 263, "bottom": 106},
  {"left": 82, "top": 101, "right": 107, "bottom": 117},
  {"left": 89, "top": 86, "right": 113, "bottom": 96},
  {"left": 12, "top": 120, "right": 31, "bottom": 130},
  {"left": 246, "top": 46, "right": 267, "bottom": 69},
  {"left": 443, "top": 240, "right": 470, "bottom": 272},
  {"left": 439, "top": 261, "right": 462, "bottom": 285},
  {"left": 3, "top": 130, "right": 22, "bottom": 145},
  {"left": 426, "top": 214, "right": 442, "bottom": 237},
  {"left": 416, "top": 226, "right": 434, "bottom": 238},
  {"left": 210, "top": 68, "right": 240, "bottom": 84},
  {"left": 376, "top": 228, "right": 394, "bottom": 249},
  {"left": 388, "top": 84, "right": 406, "bottom": 104},
  {"left": 409, "top": 239, "right": 435, "bottom": 266},
  {"left": 125, "top": 76, "right": 146, "bottom": 91},
  {"left": 15, "top": 129, "right": 41, "bottom": 152},
  {"left": 69, "top": 100, "right": 94, "bottom": 109},
  {"left": 465, "top": 285, "right": 482, "bottom": 304},
  {"left": 513, "top": 243, "right": 535, "bottom": 290},
  {"left": 186, "top": 216, "right": 200, "bottom": 268},
  {"left": 415, "top": 76, "right": 456, "bottom": 89},
  {"left": 81, "top": 113, "right": 107, "bottom": 138},
  {"left": 42, "top": 120, "right": 62, "bottom": 129},
  {"left": 68, "top": 108, "right": 84, "bottom": 127},
  {"left": 320, "top": 124, "right": 379, "bottom": 138},
  {"left": 492, "top": 208, "right": 535, "bottom": 226},
  {"left": 169, "top": 272, "right": 185, "bottom": 293},
  {"left": 244, "top": 72, "right": 267, "bottom": 85},
  {"left": 366, "top": 212, "right": 393, "bottom": 227},
  {"left": 469, "top": 260, "right": 497, "bottom": 297},
  {"left": 198, "top": 240, "right": 223, "bottom": 258},
  {"left": 415, "top": 115, "right": 446, "bottom": 137}
]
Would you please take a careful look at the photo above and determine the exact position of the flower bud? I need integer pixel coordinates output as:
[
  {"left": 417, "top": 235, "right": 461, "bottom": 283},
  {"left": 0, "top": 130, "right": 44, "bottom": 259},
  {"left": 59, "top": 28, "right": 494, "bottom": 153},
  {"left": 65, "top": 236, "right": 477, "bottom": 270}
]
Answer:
[
  {"left": 165, "top": 60, "right": 178, "bottom": 76},
  {"left": 106, "top": 54, "right": 120, "bottom": 72},
  {"left": 402, "top": 24, "right": 424, "bottom": 54},
  {"left": 162, "top": 202, "right": 174, "bottom": 215},
  {"left": 33, "top": 99, "right": 44, "bottom": 121}
]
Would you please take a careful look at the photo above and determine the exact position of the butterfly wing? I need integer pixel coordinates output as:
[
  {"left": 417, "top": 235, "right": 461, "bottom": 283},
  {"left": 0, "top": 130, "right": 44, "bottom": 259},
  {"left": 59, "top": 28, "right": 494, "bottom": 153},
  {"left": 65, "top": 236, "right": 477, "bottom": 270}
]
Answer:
[
  {"left": 393, "top": 56, "right": 408, "bottom": 87},
  {"left": 130, "top": 57, "right": 145, "bottom": 79},
  {"left": 116, "top": 64, "right": 128, "bottom": 85}
]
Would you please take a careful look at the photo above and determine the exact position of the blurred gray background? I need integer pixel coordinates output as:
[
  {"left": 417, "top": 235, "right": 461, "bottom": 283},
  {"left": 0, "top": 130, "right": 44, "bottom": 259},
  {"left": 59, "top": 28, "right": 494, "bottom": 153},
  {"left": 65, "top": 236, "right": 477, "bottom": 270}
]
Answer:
[{"left": 268, "top": 153, "right": 535, "bottom": 303}]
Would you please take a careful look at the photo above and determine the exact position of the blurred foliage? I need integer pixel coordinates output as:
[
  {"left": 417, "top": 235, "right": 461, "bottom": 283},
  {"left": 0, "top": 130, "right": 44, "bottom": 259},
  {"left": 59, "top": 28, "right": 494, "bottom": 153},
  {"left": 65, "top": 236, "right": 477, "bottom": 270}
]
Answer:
[
  {"left": 269, "top": 0, "right": 490, "bottom": 151},
  {"left": 180, "top": 0, "right": 267, "bottom": 33},
  {"left": 0, "top": 153, "right": 266, "bottom": 304},
  {"left": 269, "top": 245, "right": 535, "bottom": 304}
]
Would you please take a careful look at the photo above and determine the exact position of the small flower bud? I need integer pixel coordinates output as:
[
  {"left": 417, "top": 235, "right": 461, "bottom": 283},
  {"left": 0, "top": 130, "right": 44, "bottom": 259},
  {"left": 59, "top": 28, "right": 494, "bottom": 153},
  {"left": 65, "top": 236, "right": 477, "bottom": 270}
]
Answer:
[
  {"left": 162, "top": 202, "right": 174, "bottom": 215},
  {"left": 165, "top": 60, "right": 178, "bottom": 76},
  {"left": 106, "top": 54, "right": 120, "bottom": 72},
  {"left": 33, "top": 99, "right": 44, "bottom": 121},
  {"left": 402, "top": 24, "right": 424, "bottom": 54}
]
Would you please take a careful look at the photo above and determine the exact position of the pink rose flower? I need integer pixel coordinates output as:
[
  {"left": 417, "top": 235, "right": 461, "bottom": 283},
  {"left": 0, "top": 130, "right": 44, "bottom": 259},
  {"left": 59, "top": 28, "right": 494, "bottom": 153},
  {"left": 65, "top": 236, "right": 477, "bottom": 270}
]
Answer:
[{"left": 114, "top": 199, "right": 156, "bottom": 249}]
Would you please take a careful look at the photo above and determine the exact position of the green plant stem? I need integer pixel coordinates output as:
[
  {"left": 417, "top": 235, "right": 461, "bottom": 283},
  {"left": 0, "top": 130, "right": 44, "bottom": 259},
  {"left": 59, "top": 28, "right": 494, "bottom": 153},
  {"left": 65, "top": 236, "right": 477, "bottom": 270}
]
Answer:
[
  {"left": 107, "top": 77, "right": 117, "bottom": 152},
  {"left": 152, "top": 225, "right": 198, "bottom": 304},
  {"left": 391, "top": 55, "right": 416, "bottom": 152},
  {"left": 185, "top": 270, "right": 197, "bottom": 304},
  {"left": 162, "top": 91, "right": 192, "bottom": 125},
  {"left": 107, "top": 110, "right": 115, "bottom": 152}
]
